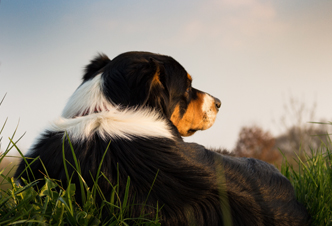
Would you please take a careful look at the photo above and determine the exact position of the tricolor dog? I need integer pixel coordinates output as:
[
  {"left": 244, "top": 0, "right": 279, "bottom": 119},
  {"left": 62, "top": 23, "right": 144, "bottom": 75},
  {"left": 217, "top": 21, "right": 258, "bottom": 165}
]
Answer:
[{"left": 15, "top": 51, "right": 310, "bottom": 226}]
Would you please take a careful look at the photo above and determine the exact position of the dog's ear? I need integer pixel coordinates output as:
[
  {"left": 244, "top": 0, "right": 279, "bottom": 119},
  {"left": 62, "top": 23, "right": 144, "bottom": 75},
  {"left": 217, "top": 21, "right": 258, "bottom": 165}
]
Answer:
[
  {"left": 83, "top": 53, "right": 111, "bottom": 81},
  {"left": 102, "top": 57, "right": 168, "bottom": 114},
  {"left": 143, "top": 58, "right": 169, "bottom": 115},
  {"left": 128, "top": 58, "right": 168, "bottom": 112}
]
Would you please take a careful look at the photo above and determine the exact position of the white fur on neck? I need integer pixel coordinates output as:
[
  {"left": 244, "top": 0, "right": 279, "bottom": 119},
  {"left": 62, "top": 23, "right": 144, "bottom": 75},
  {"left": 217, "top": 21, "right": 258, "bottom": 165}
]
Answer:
[
  {"left": 62, "top": 74, "right": 111, "bottom": 118},
  {"left": 50, "top": 107, "right": 174, "bottom": 141},
  {"left": 54, "top": 73, "right": 173, "bottom": 141}
]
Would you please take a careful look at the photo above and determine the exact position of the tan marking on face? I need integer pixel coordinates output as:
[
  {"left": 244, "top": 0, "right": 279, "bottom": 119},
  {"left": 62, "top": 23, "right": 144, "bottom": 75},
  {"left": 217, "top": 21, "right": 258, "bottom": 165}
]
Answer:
[
  {"left": 170, "top": 104, "right": 181, "bottom": 128},
  {"left": 170, "top": 92, "right": 219, "bottom": 136}
]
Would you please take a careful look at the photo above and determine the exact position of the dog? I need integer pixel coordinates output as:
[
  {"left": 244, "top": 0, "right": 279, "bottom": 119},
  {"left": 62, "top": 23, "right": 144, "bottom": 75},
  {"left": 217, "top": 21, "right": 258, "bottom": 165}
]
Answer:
[{"left": 15, "top": 51, "right": 310, "bottom": 225}]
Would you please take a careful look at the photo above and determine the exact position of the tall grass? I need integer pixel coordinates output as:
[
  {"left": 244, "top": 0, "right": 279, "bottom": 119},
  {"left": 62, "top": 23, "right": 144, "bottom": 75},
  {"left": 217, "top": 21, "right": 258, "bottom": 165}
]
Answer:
[
  {"left": 0, "top": 141, "right": 162, "bottom": 225},
  {"left": 280, "top": 124, "right": 332, "bottom": 226}
]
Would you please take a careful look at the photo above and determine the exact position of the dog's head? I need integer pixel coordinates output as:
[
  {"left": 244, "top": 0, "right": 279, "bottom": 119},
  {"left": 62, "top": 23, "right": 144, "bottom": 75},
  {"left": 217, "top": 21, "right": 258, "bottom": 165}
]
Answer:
[{"left": 63, "top": 51, "right": 221, "bottom": 137}]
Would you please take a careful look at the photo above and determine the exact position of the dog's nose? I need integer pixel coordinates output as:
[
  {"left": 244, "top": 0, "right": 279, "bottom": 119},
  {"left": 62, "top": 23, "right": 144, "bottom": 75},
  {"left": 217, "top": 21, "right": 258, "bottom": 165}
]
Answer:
[{"left": 214, "top": 98, "right": 221, "bottom": 109}]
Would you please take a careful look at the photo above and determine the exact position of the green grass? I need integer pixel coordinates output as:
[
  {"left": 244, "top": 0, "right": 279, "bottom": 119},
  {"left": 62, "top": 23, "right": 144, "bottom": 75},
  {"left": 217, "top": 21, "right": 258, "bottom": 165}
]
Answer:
[
  {"left": 280, "top": 124, "right": 332, "bottom": 226},
  {"left": 4, "top": 137, "right": 332, "bottom": 226},
  {"left": 0, "top": 140, "right": 162, "bottom": 225}
]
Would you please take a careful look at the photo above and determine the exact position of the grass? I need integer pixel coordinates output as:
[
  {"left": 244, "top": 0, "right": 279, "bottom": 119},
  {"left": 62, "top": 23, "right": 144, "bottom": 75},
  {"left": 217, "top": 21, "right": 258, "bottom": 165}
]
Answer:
[
  {"left": 280, "top": 124, "right": 332, "bottom": 226},
  {"left": 0, "top": 140, "right": 162, "bottom": 225}
]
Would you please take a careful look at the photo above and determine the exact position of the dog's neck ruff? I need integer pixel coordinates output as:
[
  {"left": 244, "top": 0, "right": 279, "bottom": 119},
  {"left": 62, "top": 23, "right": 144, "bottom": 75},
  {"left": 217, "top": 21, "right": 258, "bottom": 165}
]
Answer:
[
  {"left": 49, "top": 108, "right": 174, "bottom": 141},
  {"left": 49, "top": 73, "right": 173, "bottom": 141}
]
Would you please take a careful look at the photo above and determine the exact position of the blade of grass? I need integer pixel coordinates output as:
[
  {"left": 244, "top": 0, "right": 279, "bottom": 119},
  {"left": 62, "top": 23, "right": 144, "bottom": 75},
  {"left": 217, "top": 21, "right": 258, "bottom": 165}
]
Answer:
[
  {"left": 92, "top": 141, "right": 111, "bottom": 200},
  {"left": 8, "top": 138, "right": 38, "bottom": 183},
  {"left": 62, "top": 136, "right": 70, "bottom": 187},
  {"left": 64, "top": 132, "right": 86, "bottom": 204}
]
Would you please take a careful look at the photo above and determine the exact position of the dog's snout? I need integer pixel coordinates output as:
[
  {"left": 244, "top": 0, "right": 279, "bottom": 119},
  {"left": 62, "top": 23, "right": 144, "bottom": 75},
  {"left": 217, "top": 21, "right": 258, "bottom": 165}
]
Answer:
[{"left": 214, "top": 97, "right": 221, "bottom": 109}]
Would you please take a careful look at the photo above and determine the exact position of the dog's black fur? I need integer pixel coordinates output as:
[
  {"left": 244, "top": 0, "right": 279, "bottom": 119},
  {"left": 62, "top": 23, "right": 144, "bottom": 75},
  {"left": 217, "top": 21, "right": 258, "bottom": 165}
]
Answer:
[{"left": 15, "top": 52, "right": 310, "bottom": 225}]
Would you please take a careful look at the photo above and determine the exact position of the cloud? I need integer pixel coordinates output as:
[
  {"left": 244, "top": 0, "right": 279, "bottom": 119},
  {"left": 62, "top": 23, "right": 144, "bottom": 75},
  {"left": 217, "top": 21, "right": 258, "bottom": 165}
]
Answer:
[{"left": 176, "top": 0, "right": 286, "bottom": 49}]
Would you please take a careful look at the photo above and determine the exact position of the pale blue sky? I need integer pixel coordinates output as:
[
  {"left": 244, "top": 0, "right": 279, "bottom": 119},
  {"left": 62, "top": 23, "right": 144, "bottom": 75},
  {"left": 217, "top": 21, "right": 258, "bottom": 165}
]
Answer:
[{"left": 1, "top": 0, "right": 332, "bottom": 152}]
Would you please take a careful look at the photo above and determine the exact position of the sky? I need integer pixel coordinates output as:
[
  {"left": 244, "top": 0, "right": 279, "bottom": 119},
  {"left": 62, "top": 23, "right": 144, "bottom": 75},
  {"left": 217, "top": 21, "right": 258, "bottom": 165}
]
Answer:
[{"left": 0, "top": 0, "right": 332, "bottom": 154}]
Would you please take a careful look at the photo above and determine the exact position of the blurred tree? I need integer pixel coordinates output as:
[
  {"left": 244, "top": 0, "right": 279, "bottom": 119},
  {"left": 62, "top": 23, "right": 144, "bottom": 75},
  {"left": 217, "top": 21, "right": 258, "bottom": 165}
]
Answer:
[
  {"left": 233, "top": 126, "right": 282, "bottom": 165},
  {"left": 232, "top": 96, "right": 331, "bottom": 169}
]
